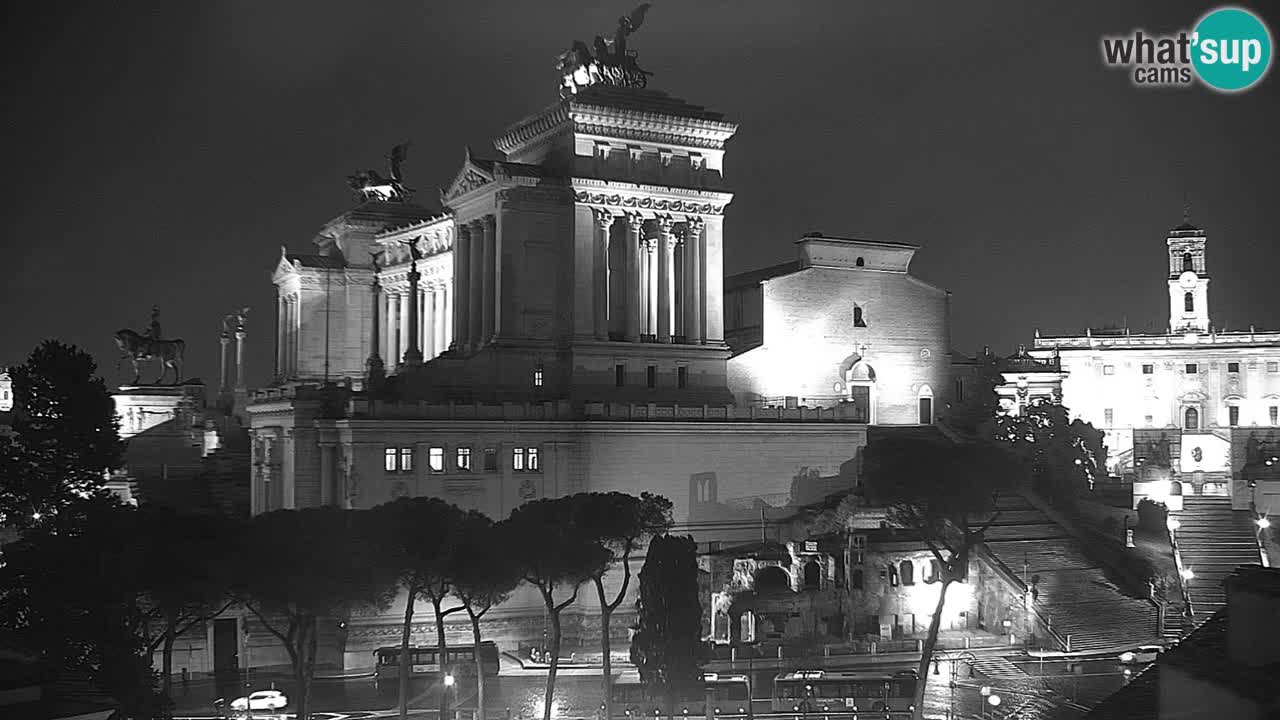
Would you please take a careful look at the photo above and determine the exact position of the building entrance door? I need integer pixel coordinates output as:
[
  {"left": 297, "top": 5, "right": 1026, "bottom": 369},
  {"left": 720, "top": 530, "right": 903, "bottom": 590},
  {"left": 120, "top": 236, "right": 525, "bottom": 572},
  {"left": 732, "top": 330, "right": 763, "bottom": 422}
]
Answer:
[
  {"left": 918, "top": 397, "right": 933, "bottom": 424},
  {"left": 212, "top": 618, "right": 239, "bottom": 676},
  {"left": 849, "top": 385, "right": 871, "bottom": 423}
]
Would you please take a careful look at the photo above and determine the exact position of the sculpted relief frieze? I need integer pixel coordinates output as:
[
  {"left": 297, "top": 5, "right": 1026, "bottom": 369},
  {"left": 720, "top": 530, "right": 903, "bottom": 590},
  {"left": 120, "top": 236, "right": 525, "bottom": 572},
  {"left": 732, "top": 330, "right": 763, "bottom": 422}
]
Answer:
[{"left": 573, "top": 190, "right": 724, "bottom": 215}]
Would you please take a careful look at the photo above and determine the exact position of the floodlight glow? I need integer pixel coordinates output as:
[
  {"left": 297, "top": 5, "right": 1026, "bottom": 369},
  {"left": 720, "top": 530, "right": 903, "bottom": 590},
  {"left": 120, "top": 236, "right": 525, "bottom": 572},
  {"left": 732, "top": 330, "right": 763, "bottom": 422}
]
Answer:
[
  {"left": 988, "top": 695, "right": 1001, "bottom": 707},
  {"left": 1167, "top": 518, "right": 1181, "bottom": 532},
  {"left": 443, "top": 674, "right": 455, "bottom": 687},
  {"left": 1181, "top": 568, "right": 1195, "bottom": 581},
  {"left": 1258, "top": 517, "right": 1272, "bottom": 530}
]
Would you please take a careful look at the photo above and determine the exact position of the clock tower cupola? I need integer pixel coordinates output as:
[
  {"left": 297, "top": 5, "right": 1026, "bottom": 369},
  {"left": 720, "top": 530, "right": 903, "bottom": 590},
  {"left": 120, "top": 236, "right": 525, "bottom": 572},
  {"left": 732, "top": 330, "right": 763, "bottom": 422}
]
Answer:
[{"left": 1166, "top": 209, "right": 1210, "bottom": 334}]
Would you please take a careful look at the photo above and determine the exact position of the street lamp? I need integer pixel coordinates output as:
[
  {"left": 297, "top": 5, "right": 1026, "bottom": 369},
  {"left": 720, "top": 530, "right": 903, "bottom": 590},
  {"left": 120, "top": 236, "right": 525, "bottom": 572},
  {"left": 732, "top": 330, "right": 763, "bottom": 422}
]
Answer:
[
  {"left": 1181, "top": 567, "right": 1195, "bottom": 581},
  {"left": 1167, "top": 517, "right": 1180, "bottom": 533},
  {"left": 1258, "top": 517, "right": 1271, "bottom": 530}
]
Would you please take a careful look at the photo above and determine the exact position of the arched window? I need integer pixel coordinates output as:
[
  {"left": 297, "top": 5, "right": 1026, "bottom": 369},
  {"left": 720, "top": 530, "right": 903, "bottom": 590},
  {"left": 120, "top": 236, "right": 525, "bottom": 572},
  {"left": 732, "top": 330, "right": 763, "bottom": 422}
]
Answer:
[
  {"left": 1185, "top": 292, "right": 1195, "bottom": 312},
  {"left": 1183, "top": 252, "right": 1193, "bottom": 272},
  {"left": 754, "top": 566, "right": 790, "bottom": 593},
  {"left": 1169, "top": 481, "right": 1183, "bottom": 496},
  {"left": 926, "top": 559, "right": 942, "bottom": 583},
  {"left": 855, "top": 257, "right": 865, "bottom": 267},
  {"left": 850, "top": 568, "right": 864, "bottom": 591},
  {"left": 853, "top": 306, "right": 867, "bottom": 328},
  {"left": 899, "top": 560, "right": 915, "bottom": 586},
  {"left": 803, "top": 560, "right": 821, "bottom": 590},
  {"left": 1184, "top": 407, "right": 1200, "bottom": 430}
]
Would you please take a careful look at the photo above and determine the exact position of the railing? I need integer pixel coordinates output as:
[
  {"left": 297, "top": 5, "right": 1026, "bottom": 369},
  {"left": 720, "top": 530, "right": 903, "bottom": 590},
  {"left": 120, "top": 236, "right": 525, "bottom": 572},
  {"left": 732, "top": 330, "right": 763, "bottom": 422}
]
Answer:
[
  {"left": 1034, "top": 329, "right": 1280, "bottom": 350},
  {"left": 339, "top": 398, "right": 875, "bottom": 423},
  {"left": 1167, "top": 521, "right": 1197, "bottom": 621},
  {"left": 976, "top": 545, "right": 1070, "bottom": 652}
]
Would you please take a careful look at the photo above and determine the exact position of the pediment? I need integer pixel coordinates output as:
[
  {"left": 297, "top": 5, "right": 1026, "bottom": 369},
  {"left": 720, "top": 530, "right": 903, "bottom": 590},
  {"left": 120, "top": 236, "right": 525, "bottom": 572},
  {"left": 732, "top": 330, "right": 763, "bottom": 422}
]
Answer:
[{"left": 441, "top": 149, "right": 496, "bottom": 204}]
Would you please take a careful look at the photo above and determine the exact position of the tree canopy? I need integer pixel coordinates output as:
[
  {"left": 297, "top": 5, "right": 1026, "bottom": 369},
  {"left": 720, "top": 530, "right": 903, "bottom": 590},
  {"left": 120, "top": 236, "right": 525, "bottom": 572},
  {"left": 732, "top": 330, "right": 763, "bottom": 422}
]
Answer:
[
  {"left": 993, "top": 399, "right": 1107, "bottom": 507},
  {"left": 630, "top": 534, "right": 706, "bottom": 720}
]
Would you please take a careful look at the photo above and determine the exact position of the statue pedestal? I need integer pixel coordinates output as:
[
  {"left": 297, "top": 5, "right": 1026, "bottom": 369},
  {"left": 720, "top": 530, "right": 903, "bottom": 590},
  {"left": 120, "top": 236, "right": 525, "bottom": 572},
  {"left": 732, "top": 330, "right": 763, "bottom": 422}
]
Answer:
[{"left": 114, "top": 383, "right": 207, "bottom": 440}]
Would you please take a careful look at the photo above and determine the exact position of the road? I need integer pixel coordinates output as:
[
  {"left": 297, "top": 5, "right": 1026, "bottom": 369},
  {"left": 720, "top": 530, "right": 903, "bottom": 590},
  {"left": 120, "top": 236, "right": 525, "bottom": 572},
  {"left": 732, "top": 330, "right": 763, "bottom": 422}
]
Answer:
[{"left": 173, "top": 652, "right": 1148, "bottom": 720}]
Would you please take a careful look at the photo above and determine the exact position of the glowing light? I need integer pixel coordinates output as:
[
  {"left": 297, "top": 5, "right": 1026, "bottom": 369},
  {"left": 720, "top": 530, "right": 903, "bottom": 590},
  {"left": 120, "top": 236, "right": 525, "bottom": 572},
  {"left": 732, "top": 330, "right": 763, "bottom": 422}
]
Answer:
[
  {"left": 1181, "top": 568, "right": 1195, "bottom": 581},
  {"left": 988, "top": 694, "right": 1002, "bottom": 707},
  {"left": 532, "top": 699, "right": 561, "bottom": 717},
  {"left": 31, "top": 512, "right": 41, "bottom": 520},
  {"left": 1258, "top": 517, "right": 1272, "bottom": 530},
  {"left": 443, "top": 674, "right": 455, "bottom": 687},
  {"left": 1119, "top": 652, "right": 1135, "bottom": 663},
  {"left": 980, "top": 687, "right": 991, "bottom": 697},
  {"left": 1167, "top": 518, "right": 1181, "bottom": 532}
]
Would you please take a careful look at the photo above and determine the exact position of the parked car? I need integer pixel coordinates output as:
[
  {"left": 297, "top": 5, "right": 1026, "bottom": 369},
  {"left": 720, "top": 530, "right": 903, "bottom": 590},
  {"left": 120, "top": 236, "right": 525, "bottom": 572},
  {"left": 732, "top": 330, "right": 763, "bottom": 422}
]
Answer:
[
  {"left": 230, "top": 690, "right": 288, "bottom": 711},
  {"left": 1118, "top": 645, "right": 1163, "bottom": 664}
]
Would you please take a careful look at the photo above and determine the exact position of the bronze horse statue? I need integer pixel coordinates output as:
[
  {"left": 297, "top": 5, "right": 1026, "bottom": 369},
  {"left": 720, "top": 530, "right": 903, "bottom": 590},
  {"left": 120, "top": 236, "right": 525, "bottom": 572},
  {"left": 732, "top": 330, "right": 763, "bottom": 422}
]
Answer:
[{"left": 114, "top": 329, "right": 185, "bottom": 385}]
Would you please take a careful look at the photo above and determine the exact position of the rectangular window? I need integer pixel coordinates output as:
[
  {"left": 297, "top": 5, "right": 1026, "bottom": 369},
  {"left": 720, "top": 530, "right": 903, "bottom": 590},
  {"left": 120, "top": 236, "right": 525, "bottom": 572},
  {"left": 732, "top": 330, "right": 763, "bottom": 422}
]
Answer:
[
  {"left": 534, "top": 364, "right": 544, "bottom": 387},
  {"left": 954, "top": 378, "right": 965, "bottom": 403},
  {"left": 1229, "top": 406, "right": 1240, "bottom": 427},
  {"left": 615, "top": 364, "right": 625, "bottom": 387},
  {"left": 398, "top": 447, "right": 413, "bottom": 472},
  {"left": 513, "top": 447, "right": 541, "bottom": 472},
  {"left": 1104, "top": 408, "right": 1114, "bottom": 426},
  {"left": 1145, "top": 415, "right": 1153, "bottom": 427},
  {"left": 513, "top": 447, "right": 525, "bottom": 471},
  {"left": 1270, "top": 362, "right": 1280, "bottom": 373},
  {"left": 677, "top": 366, "right": 688, "bottom": 389},
  {"left": 527, "top": 446, "right": 540, "bottom": 472},
  {"left": 428, "top": 447, "right": 445, "bottom": 473},
  {"left": 1228, "top": 362, "right": 1241, "bottom": 373},
  {"left": 385, "top": 448, "right": 398, "bottom": 472},
  {"left": 456, "top": 447, "right": 472, "bottom": 472},
  {"left": 483, "top": 448, "right": 498, "bottom": 472},
  {"left": 646, "top": 365, "right": 656, "bottom": 389},
  {"left": 1185, "top": 363, "right": 1198, "bottom": 374},
  {"left": 1103, "top": 365, "right": 1115, "bottom": 375},
  {"left": 1271, "top": 406, "right": 1278, "bottom": 425},
  {"left": 1142, "top": 364, "right": 1154, "bottom": 374}
]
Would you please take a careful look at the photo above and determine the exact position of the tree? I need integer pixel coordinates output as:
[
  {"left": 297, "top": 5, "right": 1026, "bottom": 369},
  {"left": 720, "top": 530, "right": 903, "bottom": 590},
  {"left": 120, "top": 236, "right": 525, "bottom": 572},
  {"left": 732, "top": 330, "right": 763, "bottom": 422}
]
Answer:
[
  {"left": 237, "top": 508, "right": 397, "bottom": 720},
  {"left": 572, "top": 492, "right": 673, "bottom": 720},
  {"left": 0, "top": 340, "right": 124, "bottom": 531},
  {"left": 369, "top": 497, "right": 467, "bottom": 720},
  {"left": 946, "top": 350, "right": 1003, "bottom": 438},
  {"left": 630, "top": 534, "right": 706, "bottom": 720},
  {"left": 503, "top": 497, "right": 610, "bottom": 720},
  {"left": 993, "top": 399, "right": 1108, "bottom": 508},
  {"left": 131, "top": 506, "right": 238, "bottom": 703},
  {"left": 861, "top": 435, "right": 1024, "bottom": 720},
  {"left": 451, "top": 512, "right": 522, "bottom": 720}
]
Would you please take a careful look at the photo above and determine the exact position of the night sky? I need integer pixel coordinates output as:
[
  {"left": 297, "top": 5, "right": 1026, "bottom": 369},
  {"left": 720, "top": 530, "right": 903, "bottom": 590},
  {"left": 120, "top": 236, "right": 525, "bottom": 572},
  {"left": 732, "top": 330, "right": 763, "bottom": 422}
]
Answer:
[{"left": 3, "top": 1, "right": 1277, "bottom": 389}]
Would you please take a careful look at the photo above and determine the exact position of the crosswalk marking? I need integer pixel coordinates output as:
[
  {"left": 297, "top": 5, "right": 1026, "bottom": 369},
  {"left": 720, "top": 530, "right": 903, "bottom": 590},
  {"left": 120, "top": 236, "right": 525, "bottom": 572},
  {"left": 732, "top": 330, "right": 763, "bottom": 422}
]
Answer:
[{"left": 971, "top": 657, "right": 1029, "bottom": 681}]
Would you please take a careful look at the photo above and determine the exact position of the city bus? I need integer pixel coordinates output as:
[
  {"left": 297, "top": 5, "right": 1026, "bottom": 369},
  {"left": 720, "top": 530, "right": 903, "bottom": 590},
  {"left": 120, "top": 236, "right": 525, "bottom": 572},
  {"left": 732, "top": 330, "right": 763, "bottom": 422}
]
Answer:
[
  {"left": 772, "top": 670, "right": 917, "bottom": 716},
  {"left": 611, "top": 672, "right": 753, "bottom": 718},
  {"left": 372, "top": 642, "right": 501, "bottom": 679}
]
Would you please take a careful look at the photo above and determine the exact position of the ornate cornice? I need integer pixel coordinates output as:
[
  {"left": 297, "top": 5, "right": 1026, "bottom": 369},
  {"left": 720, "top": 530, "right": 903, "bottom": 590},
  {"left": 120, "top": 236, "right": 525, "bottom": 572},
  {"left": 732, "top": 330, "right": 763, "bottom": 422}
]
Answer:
[
  {"left": 494, "top": 104, "right": 572, "bottom": 156},
  {"left": 570, "top": 105, "right": 738, "bottom": 150},
  {"left": 573, "top": 190, "right": 727, "bottom": 216}
]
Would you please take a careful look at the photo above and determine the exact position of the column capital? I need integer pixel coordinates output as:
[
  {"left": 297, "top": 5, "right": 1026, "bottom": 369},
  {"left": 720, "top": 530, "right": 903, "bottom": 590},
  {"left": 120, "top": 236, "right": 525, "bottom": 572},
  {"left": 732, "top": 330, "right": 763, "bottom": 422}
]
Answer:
[
  {"left": 685, "top": 216, "right": 705, "bottom": 235},
  {"left": 625, "top": 212, "right": 645, "bottom": 232},
  {"left": 656, "top": 215, "right": 677, "bottom": 236},
  {"left": 592, "top": 207, "right": 616, "bottom": 230},
  {"left": 457, "top": 222, "right": 473, "bottom": 239},
  {"left": 482, "top": 213, "right": 496, "bottom": 231},
  {"left": 666, "top": 235, "right": 680, "bottom": 251}
]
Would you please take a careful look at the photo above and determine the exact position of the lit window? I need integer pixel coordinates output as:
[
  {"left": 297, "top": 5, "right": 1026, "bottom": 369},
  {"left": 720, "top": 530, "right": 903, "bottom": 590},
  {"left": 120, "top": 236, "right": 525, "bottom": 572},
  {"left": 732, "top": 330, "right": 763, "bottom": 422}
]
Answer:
[
  {"left": 483, "top": 448, "right": 498, "bottom": 472},
  {"left": 615, "top": 364, "right": 625, "bottom": 387},
  {"left": 677, "top": 366, "right": 688, "bottom": 389},
  {"left": 527, "top": 446, "right": 540, "bottom": 472},
  {"left": 1103, "top": 365, "right": 1115, "bottom": 375},
  {"left": 1228, "top": 362, "right": 1240, "bottom": 373},
  {"left": 399, "top": 447, "right": 413, "bottom": 472},
  {"left": 513, "top": 447, "right": 525, "bottom": 471},
  {"left": 534, "top": 364, "right": 544, "bottom": 387},
  {"left": 646, "top": 365, "right": 656, "bottom": 389},
  {"left": 1185, "top": 363, "right": 1198, "bottom": 374},
  {"left": 1104, "top": 409, "right": 1114, "bottom": 426},
  {"left": 1142, "top": 364, "right": 1154, "bottom": 374},
  {"left": 1271, "top": 407, "right": 1278, "bottom": 425},
  {"left": 456, "top": 447, "right": 472, "bottom": 472},
  {"left": 428, "top": 447, "right": 445, "bottom": 473},
  {"left": 384, "top": 448, "right": 397, "bottom": 472},
  {"left": 514, "top": 447, "right": 541, "bottom": 472}
]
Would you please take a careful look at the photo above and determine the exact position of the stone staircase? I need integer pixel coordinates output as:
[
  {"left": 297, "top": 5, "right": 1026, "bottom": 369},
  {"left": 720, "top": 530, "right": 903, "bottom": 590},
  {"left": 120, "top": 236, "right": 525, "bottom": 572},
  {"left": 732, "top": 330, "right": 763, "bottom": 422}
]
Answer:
[
  {"left": 1172, "top": 494, "right": 1263, "bottom": 626},
  {"left": 983, "top": 494, "right": 1162, "bottom": 652}
]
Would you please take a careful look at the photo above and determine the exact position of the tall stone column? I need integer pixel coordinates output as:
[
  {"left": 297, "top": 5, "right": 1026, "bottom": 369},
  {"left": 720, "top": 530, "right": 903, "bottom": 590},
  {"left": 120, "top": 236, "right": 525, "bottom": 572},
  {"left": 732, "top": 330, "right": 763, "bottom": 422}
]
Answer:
[
  {"left": 657, "top": 216, "right": 676, "bottom": 342},
  {"left": 285, "top": 296, "right": 295, "bottom": 376},
  {"left": 703, "top": 216, "right": 726, "bottom": 343},
  {"left": 220, "top": 331, "right": 231, "bottom": 393},
  {"left": 683, "top": 217, "right": 704, "bottom": 344},
  {"left": 397, "top": 290, "right": 412, "bottom": 368},
  {"left": 442, "top": 284, "right": 452, "bottom": 350},
  {"left": 275, "top": 296, "right": 286, "bottom": 378},
  {"left": 423, "top": 286, "right": 436, "bottom": 359},
  {"left": 593, "top": 209, "right": 613, "bottom": 339},
  {"left": 453, "top": 225, "right": 471, "bottom": 351},
  {"left": 481, "top": 215, "right": 496, "bottom": 344},
  {"left": 235, "top": 327, "right": 247, "bottom": 390},
  {"left": 645, "top": 239, "right": 659, "bottom": 337},
  {"left": 469, "top": 219, "right": 485, "bottom": 349},
  {"left": 625, "top": 214, "right": 643, "bottom": 342},
  {"left": 404, "top": 257, "right": 423, "bottom": 366},
  {"left": 367, "top": 275, "right": 384, "bottom": 387}
]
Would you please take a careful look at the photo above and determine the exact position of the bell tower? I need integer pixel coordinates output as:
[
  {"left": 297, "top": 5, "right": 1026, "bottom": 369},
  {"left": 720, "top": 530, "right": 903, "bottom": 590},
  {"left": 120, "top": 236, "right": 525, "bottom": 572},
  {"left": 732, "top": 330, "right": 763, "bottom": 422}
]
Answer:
[{"left": 1167, "top": 212, "right": 1210, "bottom": 334}]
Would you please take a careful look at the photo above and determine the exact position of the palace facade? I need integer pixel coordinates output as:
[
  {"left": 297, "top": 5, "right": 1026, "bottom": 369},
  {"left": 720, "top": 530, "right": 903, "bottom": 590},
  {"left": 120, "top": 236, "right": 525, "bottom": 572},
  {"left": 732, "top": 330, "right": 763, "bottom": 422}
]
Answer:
[{"left": 1030, "top": 219, "right": 1280, "bottom": 513}]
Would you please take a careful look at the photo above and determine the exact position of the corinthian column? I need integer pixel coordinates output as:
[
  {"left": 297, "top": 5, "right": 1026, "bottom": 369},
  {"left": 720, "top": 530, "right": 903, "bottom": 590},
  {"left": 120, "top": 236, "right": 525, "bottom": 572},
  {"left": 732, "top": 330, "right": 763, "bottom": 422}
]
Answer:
[
  {"left": 275, "top": 296, "right": 286, "bottom": 378},
  {"left": 683, "top": 217, "right": 704, "bottom": 344},
  {"left": 404, "top": 257, "right": 423, "bottom": 366},
  {"left": 625, "top": 214, "right": 643, "bottom": 342},
  {"left": 453, "top": 224, "right": 471, "bottom": 351},
  {"left": 423, "top": 285, "right": 436, "bottom": 359},
  {"left": 593, "top": 209, "right": 614, "bottom": 339},
  {"left": 657, "top": 216, "right": 676, "bottom": 342},
  {"left": 481, "top": 214, "right": 496, "bottom": 344},
  {"left": 469, "top": 219, "right": 485, "bottom": 348}
]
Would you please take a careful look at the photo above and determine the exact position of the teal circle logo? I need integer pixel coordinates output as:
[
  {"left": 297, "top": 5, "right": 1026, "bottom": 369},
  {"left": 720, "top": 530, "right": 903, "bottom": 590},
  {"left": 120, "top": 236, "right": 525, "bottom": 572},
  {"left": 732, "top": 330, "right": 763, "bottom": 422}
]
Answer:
[{"left": 1192, "top": 6, "right": 1273, "bottom": 92}]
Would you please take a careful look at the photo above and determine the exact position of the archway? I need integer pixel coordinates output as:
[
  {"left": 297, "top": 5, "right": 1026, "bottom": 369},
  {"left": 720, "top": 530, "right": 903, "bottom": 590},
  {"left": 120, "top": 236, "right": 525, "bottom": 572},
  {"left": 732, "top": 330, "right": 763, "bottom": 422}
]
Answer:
[
  {"left": 844, "top": 361, "right": 877, "bottom": 424},
  {"left": 803, "top": 560, "right": 821, "bottom": 590},
  {"left": 754, "top": 565, "right": 790, "bottom": 593},
  {"left": 918, "top": 385, "right": 934, "bottom": 425},
  {"left": 1184, "top": 406, "right": 1200, "bottom": 430}
]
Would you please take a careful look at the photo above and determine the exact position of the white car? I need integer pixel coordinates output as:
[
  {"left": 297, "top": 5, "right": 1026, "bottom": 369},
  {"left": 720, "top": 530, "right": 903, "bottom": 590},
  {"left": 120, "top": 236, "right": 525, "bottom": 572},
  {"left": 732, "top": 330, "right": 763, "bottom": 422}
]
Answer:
[
  {"left": 1118, "top": 645, "right": 1163, "bottom": 664},
  {"left": 230, "top": 690, "right": 289, "bottom": 711}
]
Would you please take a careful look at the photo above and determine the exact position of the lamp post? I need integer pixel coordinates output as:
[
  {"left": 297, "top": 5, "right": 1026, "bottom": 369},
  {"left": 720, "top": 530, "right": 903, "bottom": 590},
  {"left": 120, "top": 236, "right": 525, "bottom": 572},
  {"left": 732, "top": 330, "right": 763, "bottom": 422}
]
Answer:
[{"left": 933, "top": 650, "right": 977, "bottom": 720}]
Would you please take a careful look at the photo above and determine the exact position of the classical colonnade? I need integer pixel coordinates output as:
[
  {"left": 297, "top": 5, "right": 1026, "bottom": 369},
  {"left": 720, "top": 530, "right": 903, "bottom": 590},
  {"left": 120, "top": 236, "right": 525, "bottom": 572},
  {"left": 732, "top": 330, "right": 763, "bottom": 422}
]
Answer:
[
  {"left": 595, "top": 209, "right": 707, "bottom": 344},
  {"left": 381, "top": 280, "right": 452, "bottom": 370}
]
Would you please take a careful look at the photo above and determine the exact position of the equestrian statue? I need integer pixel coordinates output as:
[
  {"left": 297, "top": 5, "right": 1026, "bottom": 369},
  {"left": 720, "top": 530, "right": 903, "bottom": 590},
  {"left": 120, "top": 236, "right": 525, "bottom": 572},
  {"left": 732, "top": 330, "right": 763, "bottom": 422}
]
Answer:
[{"left": 114, "top": 306, "right": 186, "bottom": 385}]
